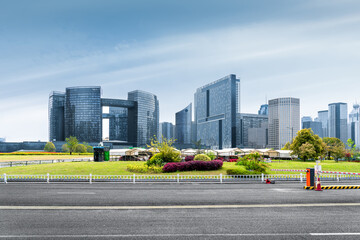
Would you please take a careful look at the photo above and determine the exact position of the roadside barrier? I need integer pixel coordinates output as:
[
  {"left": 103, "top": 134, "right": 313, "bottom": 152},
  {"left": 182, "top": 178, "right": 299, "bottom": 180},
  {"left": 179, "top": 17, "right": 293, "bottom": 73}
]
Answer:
[
  {"left": 0, "top": 173, "right": 344, "bottom": 184},
  {"left": 304, "top": 185, "right": 360, "bottom": 190}
]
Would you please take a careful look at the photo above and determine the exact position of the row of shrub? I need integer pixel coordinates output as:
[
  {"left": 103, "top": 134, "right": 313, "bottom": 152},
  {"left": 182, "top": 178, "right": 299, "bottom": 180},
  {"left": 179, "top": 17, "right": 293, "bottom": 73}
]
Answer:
[
  {"left": 127, "top": 164, "right": 163, "bottom": 173},
  {"left": 162, "top": 160, "right": 223, "bottom": 173},
  {"left": 0, "top": 152, "right": 92, "bottom": 155}
]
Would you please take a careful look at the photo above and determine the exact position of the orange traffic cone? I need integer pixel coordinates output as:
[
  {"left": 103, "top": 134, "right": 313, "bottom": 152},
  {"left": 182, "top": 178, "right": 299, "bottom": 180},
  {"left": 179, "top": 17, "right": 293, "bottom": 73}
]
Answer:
[{"left": 315, "top": 177, "right": 322, "bottom": 191}]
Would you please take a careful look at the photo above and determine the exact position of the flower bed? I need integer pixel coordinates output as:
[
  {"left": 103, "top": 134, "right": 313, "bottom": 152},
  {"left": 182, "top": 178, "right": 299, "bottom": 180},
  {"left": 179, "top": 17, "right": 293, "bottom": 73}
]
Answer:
[{"left": 163, "top": 160, "right": 223, "bottom": 173}]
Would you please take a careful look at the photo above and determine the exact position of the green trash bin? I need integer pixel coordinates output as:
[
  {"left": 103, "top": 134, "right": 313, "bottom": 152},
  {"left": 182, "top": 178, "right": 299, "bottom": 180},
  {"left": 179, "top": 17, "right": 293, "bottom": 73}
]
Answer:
[{"left": 104, "top": 147, "right": 110, "bottom": 161}]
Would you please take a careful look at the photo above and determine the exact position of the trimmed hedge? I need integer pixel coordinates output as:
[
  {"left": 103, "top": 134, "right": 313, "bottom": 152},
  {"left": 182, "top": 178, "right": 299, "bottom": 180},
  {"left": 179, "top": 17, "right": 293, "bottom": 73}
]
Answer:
[
  {"left": 185, "top": 156, "right": 194, "bottom": 162},
  {"left": 163, "top": 160, "right": 223, "bottom": 173},
  {"left": 194, "top": 154, "right": 211, "bottom": 161}
]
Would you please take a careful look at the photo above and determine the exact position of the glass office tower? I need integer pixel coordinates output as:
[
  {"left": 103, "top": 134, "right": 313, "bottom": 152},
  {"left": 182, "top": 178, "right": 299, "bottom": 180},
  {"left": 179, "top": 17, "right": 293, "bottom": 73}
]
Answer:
[
  {"left": 128, "top": 90, "right": 159, "bottom": 147},
  {"left": 109, "top": 107, "right": 128, "bottom": 141},
  {"left": 328, "top": 102, "right": 348, "bottom": 144},
  {"left": 160, "top": 122, "right": 174, "bottom": 141},
  {"left": 268, "top": 97, "right": 300, "bottom": 149},
  {"left": 194, "top": 74, "right": 240, "bottom": 149},
  {"left": 349, "top": 104, "right": 360, "bottom": 147},
  {"left": 237, "top": 113, "right": 268, "bottom": 148},
  {"left": 318, "top": 110, "right": 329, "bottom": 138},
  {"left": 175, "top": 103, "right": 192, "bottom": 145},
  {"left": 49, "top": 91, "right": 65, "bottom": 142},
  {"left": 65, "top": 87, "right": 102, "bottom": 142}
]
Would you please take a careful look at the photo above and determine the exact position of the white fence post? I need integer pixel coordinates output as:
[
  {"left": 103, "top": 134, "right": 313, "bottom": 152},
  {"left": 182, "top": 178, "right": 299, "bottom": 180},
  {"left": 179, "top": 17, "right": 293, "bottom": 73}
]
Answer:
[
  {"left": 47, "top": 173, "right": 50, "bottom": 184},
  {"left": 220, "top": 173, "right": 222, "bottom": 184},
  {"left": 89, "top": 173, "right": 92, "bottom": 184},
  {"left": 177, "top": 174, "right": 179, "bottom": 184},
  {"left": 337, "top": 174, "right": 340, "bottom": 182},
  {"left": 261, "top": 173, "right": 264, "bottom": 182},
  {"left": 4, "top": 173, "right": 7, "bottom": 184},
  {"left": 300, "top": 173, "right": 303, "bottom": 183},
  {"left": 133, "top": 174, "right": 136, "bottom": 184}
]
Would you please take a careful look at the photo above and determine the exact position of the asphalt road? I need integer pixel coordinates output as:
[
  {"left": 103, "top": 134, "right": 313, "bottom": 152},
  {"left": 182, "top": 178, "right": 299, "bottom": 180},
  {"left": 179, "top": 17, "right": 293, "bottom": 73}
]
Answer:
[{"left": 1, "top": 183, "right": 360, "bottom": 239}]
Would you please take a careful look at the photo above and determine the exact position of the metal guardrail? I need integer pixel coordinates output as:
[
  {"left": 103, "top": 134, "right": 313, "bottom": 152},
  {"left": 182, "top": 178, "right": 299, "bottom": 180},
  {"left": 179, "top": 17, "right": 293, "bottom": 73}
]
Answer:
[
  {"left": 0, "top": 158, "right": 93, "bottom": 168},
  {"left": 1, "top": 173, "right": 360, "bottom": 184}
]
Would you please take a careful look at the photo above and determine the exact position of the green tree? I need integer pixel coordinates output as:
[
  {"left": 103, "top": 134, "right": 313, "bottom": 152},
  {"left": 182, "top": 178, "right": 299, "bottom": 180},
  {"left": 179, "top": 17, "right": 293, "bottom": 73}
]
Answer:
[
  {"left": 65, "top": 136, "right": 79, "bottom": 155},
  {"left": 75, "top": 144, "right": 87, "bottom": 153},
  {"left": 146, "top": 136, "right": 181, "bottom": 166},
  {"left": 82, "top": 142, "right": 93, "bottom": 153},
  {"left": 290, "top": 129, "right": 325, "bottom": 161},
  {"left": 193, "top": 139, "right": 203, "bottom": 154},
  {"left": 44, "top": 142, "right": 56, "bottom": 152},
  {"left": 62, "top": 144, "right": 69, "bottom": 153},
  {"left": 282, "top": 142, "right": 291, "bottom": 150},
  {"left": 323, "top": 137, "right": 346, "bottom": 161}
]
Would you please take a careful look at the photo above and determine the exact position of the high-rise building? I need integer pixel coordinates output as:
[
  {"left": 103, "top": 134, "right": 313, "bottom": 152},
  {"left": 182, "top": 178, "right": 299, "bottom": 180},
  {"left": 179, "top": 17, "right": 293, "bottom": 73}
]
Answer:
[
  {"left": 160, "top": 122, "right": 174, "bottom": 141},
  {"left": 301, "top": 116, "right": 312, "bottom": 128},
  {"left": 49, "top": 87, "right": 159, "bottom": 147},
  {"left": 302, "top": 121, "right": 323, "bottom": 138},
  {"left": 317, "top": 110, "right": 329, "bottom": 138},
  {"left": 65, "top": 87, "right": 102, "bottom": 142},
  {"left": 268, "top": 97, "right": 300, "bottom": 150},
  {"left": 328, "top": 102, "right": 348, "bottom": 144},
  {"left": 194, "top": 74, "right": 240, "bottom": 149},
  {"left": 237, "top": 113, "right": 268, "bottom": 148},
  {"left": 109, "top": 107, "right": 128, "bottom": 141},
  {"left": 128, "top": 90, "right": 159, "bottom": 147},
  {"left": 49, "top": 91, "right": 65, "bottom": 142},
  {"left": 258, "top": 104, "right": 268, "bottom": 115},
  {"left": 175, "top": 103, "right": 192, "bottom": 145},
  {"left": 349, "top": 104, "right": 359, "bottom": 147}
]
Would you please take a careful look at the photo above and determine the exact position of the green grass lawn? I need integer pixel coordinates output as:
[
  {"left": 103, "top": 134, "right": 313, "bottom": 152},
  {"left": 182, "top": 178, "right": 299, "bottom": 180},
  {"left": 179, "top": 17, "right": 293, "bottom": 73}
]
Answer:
[
  {"left": 0, "top": 155, "right": 92, "bottom": 162},
  {"left": 1, "top": 160, "right": 359, "bottom": 176}
]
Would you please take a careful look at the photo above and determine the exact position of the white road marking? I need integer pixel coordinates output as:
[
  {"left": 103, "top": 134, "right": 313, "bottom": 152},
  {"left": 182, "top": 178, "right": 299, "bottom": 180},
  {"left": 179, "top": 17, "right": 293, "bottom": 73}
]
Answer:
[
  {"left": 56, "top": 192, "right": 95, "bottom": 195},
  {"left": 1, "top": 202, "right": 360, "bottom": 210},
  {"left": 1, "top": 233, "right": 360, "bottom": 238}
]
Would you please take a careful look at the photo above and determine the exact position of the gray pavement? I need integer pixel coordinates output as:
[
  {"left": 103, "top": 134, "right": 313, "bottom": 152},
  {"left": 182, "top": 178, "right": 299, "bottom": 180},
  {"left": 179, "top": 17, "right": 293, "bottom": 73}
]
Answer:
[{"left": 1, "top": 183, "right": 360, "bottom": 239}]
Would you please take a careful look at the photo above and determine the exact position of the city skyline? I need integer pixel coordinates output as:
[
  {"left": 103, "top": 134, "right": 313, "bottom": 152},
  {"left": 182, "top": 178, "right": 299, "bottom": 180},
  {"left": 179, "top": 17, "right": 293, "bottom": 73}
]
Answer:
[{"left": 1, "top": 0, "right": 360, "bottom": 141}]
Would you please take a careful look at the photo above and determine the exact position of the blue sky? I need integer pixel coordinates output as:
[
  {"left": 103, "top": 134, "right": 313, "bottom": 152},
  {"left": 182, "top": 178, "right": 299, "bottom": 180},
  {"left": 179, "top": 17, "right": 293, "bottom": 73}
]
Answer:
[{"left": 1, "top": 0, "right": 360, "bottom": 141}]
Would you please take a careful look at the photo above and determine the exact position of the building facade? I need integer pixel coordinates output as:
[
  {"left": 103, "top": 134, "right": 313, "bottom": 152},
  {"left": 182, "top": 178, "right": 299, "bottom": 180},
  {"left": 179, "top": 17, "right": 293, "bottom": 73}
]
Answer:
[
  {"left": 175, "top": 103, "right": 192, "bottom": 145},
  {"left": 317, "top": 110, "right": 329, "bottom": 138},
  {"left": 160, "top": 122, "right": 174, "bottom": 141},
  {"left": 258, "top": 104, "right": 268, "bottom": 115},
  {"left": 268, "top": 97, "right": 300, "bottom": 150},
  {"left": 349, "top": 104, "right": 360, "bottom": 147},
  {"left": 302, "top": 121, "right": 323, "bottom": 138},
  {"left": 109, "top": 107, "right": 128, "bottom": 141},
  {"left": 194, "top": 74, "right": 240, "bottom": 149},
  {"left": 49, "top": 91, "right": 65, "bottom": 142},
  {"left": 237, "top": 113, "right": 268, "bottom": 148},
  {"left": 128, "top": 90, "right": 159, "bottom": 147},
  {"left": 328, "top": 102, "right": 348, "bottom": 144}
]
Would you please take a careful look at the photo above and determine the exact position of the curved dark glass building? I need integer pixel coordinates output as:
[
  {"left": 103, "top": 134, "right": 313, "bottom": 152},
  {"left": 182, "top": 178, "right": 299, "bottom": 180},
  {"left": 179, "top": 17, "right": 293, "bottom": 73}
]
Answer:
[
  {"left": 175, "top": 103, "right": 192, "bottom": 144},
  {"left": 128, "top": 90, "right": 159, "bottom": 147},
  {"left": 65, "top": 87, "right": 102, "bottom": 142},
  {"left": 49, "top": 91, "right": 65, "bottom": 142}
]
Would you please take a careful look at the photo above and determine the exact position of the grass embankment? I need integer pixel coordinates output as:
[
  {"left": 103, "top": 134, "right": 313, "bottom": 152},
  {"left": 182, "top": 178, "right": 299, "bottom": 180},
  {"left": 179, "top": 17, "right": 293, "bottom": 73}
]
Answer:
[
  {"left": 269, "top": 160, "right": 360, "bottom": 174},
  {"left": 0, "top": 154, "right": 92, "bottom": 162},
  {"left": 1, "top": 160, "right": 360, "bottom": 176},
  {"left": 0, "top": 161, "right": 234, "bottom": 175}
]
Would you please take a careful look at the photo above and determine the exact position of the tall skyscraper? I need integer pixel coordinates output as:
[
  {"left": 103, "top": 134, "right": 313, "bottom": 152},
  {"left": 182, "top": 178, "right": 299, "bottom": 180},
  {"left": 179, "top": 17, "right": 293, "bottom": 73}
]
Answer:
[
  {"left": 237, "top": 113, "right": 268, "bottom": 148},
  {"left": 301, "top": 116, "right": 312, "bottom": 128},
  {"left": 328, "top": 102, "right": 348, "bottom": 144},
  {"left": 317, "top": 110, "right": 329, "bottom": 138},
  {"left": 49, "top": 87, "right": 159, "bottom": 147},
  {"left": 302, "top": 120, "right": 323, "bottom": 138},
  {"left": 128, "top": 90, "right": 159, "bottom": 147},
  {"left": 65, "top": 87, "right": 102, "bottom": 142},
  {"left": 160, "top": 122, "right": 174, "bottom": 141},
  {"left": 49, "top": 91, "right": 65, "bottom": 142},
  {"left": 268, "top": 97, "right": 300, "bottom": 150},
  {"left": 349, "top": 103, "right": 359, "bottom": 147},
  {"left": 258, "top": 104, "right": 268, "bottom": 115},
  {"left": 194, "top": 74, "right": 240, "bottom": 149},
  {"left": 109, "top": 107, "right": 128, "bottom": 141},
  {"left": 175, "top": 103, "right": 192, "bottom": 145}
]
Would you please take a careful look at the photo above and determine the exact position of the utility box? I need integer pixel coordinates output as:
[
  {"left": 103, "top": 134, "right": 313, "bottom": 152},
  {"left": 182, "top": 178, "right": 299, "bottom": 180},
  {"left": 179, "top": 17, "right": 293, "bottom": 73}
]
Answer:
[
  {"left": 306, "top": 168, "right": 315, "bottom": 187},
  {"left": 93, "top": 147, "right": 105, "bottom": 162},
  {"left": 104, "top": 147, "right": 110, "bottom": 161}
]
